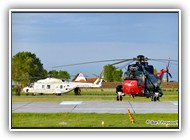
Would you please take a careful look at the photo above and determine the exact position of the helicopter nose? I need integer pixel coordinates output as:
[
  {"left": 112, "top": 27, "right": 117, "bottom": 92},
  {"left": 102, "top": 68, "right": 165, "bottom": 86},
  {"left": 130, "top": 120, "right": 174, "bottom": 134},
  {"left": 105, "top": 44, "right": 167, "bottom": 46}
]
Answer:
[{"left": 123, "top": 80, "right": 142, "bottom": 95}]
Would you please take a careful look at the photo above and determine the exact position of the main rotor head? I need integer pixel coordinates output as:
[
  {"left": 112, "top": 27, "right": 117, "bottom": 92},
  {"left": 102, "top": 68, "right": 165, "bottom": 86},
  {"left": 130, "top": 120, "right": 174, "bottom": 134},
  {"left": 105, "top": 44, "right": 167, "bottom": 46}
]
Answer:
[{"left": 135, "top": 55, "right": 148, "bottom": 62}]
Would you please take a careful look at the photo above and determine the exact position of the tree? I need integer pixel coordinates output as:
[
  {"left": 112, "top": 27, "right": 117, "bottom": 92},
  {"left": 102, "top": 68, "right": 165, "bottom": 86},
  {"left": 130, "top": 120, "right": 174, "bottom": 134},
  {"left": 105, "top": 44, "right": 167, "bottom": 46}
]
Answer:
[
  {"left": 12, "top": 51, "right": 44, "bottom": 86},
  {"left": 103, "top": 64, "right": 123, "bottom": 82},
  {"left": 48, "top": 70, "right": 58, "bottom": 77},
  {"left": 103, "top": 64, "right": 115, "bottom": 82},
  {"left": 58, "top": 70, "right": 70, "bottom": 81},
  {"left": 41, "top": 69, "right": 48, "bottom": 77},
  {"left": 48, "top": 70, "right": 70, "bottom": 81},
  {"left": 112, "top": 69, "right": 123, "bottom": 82},
  {"left": 154, "top": 68, "right": 158, "bottom": 75}
]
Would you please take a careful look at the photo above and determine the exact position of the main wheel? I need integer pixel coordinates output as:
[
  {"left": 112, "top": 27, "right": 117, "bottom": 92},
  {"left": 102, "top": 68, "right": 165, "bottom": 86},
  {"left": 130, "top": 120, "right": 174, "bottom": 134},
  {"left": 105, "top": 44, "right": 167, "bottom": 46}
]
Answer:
[
  {"left": 120, "top": 95, "right": 123, "bottom": 101},
  {"left": 32, "top": 93, "right": 36, "bottom": 96},
  {"left": 151, "top": 95, "right": 160, "bottom": 102},
  {"left": 153, "top": 96, "right": 157, "bottom": 102},
  {"left": 116, "top": 92, "right": 123, "bottom": 101},
  {"left": 117, "top": 95, "right": 119, "bottom": 101}
]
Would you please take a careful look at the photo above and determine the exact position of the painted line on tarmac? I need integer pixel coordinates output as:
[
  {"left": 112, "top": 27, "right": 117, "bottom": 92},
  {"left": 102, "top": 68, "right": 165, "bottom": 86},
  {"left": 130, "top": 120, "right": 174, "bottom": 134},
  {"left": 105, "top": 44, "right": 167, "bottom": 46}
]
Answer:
[
  {"left": 59, "top": 101, "right": 83, "bottom": 105},
  {"left": 170, "top": 101, "right": 178, "bottom": 106},
  {"left": 12, "top": 102, "right": 33, "bottom": 112},
  {"left": 128, "top": 101, "right": 136, "bottom": 113}
]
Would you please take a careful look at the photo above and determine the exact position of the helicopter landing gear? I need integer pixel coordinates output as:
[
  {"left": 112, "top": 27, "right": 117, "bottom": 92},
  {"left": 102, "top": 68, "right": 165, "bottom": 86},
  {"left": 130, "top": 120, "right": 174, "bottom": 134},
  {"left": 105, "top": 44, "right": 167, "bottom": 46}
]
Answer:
[
  {"left": 151, "top": 96, "right": 159, "bottom": 102},
  {"left": 117, "top": 92, "right": 123, "bottom": 101},
  {"left": 32, "top": 93, "right": 37, "bottom": 96},
  {"left": 131, "top": 95, "right": 135, "bottom": 98},
  {"left": 151, "top": 92, "right": 160, "bottom": 102},
  {"left": 116, "top": 85, "right": 123, "bottom": 101}
]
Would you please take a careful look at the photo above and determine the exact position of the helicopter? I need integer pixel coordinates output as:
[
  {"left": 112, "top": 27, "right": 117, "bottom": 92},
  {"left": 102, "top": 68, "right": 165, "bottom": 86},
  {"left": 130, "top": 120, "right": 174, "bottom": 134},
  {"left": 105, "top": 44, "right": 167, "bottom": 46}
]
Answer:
[
  {"left": 52, "top": 55, "right": 178, "bottom": 101},
  {"left": 22, "top": 73, "right": 103, "bottom": 96},
  {"left": 115, "top": 55, "right": 176, "bottom": 101}
]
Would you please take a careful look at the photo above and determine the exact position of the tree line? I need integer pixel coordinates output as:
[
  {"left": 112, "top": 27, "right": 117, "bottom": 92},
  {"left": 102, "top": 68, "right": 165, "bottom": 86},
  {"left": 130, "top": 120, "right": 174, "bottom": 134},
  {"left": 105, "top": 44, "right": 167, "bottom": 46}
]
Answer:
[{"left": 12, "top": 51, "right": 123, "bottom": 87}]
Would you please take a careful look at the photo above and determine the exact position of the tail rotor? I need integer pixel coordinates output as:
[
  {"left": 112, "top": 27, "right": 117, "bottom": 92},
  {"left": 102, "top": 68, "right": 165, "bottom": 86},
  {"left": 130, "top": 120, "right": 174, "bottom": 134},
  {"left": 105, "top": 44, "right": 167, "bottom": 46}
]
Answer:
[{"left": 166, "top": 60, "right": 172, "bottom": 83}]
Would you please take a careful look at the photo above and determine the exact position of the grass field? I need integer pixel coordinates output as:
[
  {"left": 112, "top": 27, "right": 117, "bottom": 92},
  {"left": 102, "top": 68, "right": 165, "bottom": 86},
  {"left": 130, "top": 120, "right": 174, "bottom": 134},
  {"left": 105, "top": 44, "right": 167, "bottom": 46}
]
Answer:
[
  {"left": 12, "top": 90, "right": 178, "bottom": 102},
  {"left": 12, "top": 113, "right": 178, "bottom": 128}
]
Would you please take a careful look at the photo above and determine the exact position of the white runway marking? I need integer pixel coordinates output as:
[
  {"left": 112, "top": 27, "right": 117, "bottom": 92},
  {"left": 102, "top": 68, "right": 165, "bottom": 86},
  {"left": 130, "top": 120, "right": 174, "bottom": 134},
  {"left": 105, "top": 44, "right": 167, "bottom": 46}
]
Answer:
[
  {"left": 60, "top": 101, "right": 83, "bottom": 105},
  {"left": 170, "top": 101, "right": 178, "bottom": 106}
]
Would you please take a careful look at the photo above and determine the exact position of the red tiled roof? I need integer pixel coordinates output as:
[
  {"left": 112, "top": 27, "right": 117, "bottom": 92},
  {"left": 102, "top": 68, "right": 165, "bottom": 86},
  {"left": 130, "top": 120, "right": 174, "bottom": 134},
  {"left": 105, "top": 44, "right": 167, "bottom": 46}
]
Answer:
[
  {"left": 85, "top": 78, "right": 97, "bottom": 83},
  {"left": 71, "top": 73, "right": 97, "bottom": 83}
]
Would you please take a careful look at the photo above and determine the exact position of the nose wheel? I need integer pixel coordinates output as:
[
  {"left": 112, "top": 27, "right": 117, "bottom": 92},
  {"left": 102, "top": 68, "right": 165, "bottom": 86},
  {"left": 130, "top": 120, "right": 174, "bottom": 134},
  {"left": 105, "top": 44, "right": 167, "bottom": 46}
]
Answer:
[
  {"left": 116, "top": 85, "right": 123, "bottom": 101},
  {"left": 117, "top": 92, "right": 123, "bottom": 101}
]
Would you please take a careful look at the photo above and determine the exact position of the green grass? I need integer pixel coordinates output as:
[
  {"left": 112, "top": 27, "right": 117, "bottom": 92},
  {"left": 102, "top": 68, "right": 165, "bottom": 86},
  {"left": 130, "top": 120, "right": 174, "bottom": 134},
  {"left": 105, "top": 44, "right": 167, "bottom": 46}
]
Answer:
[
  {"left": 12, "top": 113, "right": 178, "bottom": 128},
  {"left": 12, "top": 91, "right": 178, "bottom": 102},
  {"left": 11, "top": 90, "right": 179, "bottom": 129}
]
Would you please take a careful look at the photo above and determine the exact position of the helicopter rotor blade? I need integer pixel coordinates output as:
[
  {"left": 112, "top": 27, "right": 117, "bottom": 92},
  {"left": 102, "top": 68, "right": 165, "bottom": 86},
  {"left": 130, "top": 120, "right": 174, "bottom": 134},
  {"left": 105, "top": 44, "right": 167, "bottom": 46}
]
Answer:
[
  {"left": 148, "top": 58, "right": 178, "bottom": 62},
  {"left": 52, "top": 59, "right": 127, "bottom": 68},
  {"left": 166, "top": 72, "right": 169, "bottom": 83},
  {"left": 117, "top": 60, "right": 135, "bottom": 70},
  {"left": 52, "top": 55, "right": 178, "bottom": 71},
  {"left": 168, "top": 72, "right": 172, "bottom": 78},
  {"left": 166, "top": 71, "right": 172, "bottom": 83},
  {"left": 110, "top": 59, "right": 134, "bottom": 66},
  {"left": 150, "top": 60, "right": 178, "bottom": 66}
]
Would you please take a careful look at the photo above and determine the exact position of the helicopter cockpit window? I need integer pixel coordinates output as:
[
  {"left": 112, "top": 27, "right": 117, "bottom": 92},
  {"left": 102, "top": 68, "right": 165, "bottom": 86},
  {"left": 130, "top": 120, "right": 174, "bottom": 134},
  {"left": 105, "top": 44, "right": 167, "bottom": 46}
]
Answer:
[
  {"left": 60, "top": 85, "right": 63, "bottom": 89},
  {"left": 123, "top": 70, "right": 142, "bottom": 80},
  {"left": 47, "top": 85, "right": 51, "bottom": 89},
  {"left": 29, "top": 84, "right": 34, "bottom": 88},
  {"left": 123, "top": 65, "right": 141, "bottom": 79},
  {"left": 129, "top": 65, "right": 138, "bottom": 71}
]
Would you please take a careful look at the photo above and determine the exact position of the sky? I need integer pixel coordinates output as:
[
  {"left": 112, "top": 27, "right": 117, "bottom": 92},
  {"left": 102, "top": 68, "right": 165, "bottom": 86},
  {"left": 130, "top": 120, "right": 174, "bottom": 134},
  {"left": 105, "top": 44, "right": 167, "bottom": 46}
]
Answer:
[{"left": 11, "top": 10, "right": 179, "bottom": 81}]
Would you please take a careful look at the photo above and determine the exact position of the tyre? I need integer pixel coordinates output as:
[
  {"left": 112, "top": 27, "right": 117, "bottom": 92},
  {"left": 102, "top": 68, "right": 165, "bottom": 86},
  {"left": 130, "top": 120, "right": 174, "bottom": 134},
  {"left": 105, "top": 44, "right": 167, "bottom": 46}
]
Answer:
[
  {"left": 153, "top": 96, "right": 157, "bottom": 102},
  {"left": 117, "top": 95, "right": 119, "bottom": 101},
  {"left": 55, "top": 93, "right": 61, "bottom": 96},
  {"left": 116, "top": 94, "right": 123, "bottom": 101},
  {"left": 120, "top": 95, "right": 123, "bottom": 101}
]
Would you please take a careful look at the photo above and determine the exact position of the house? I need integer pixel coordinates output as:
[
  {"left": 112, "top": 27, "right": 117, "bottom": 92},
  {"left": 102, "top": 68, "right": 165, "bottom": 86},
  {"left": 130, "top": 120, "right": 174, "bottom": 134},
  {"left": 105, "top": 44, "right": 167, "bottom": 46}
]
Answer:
[{"left": 72, "top": 73, "right": 97, "bottom": 83}]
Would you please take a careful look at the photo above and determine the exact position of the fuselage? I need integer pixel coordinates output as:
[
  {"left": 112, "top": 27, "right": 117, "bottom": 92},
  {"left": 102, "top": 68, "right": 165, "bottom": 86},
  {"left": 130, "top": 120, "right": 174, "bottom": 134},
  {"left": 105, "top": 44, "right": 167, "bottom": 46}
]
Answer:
[{"left": 23, "top": 79, "right": 75, "bottom": 94}]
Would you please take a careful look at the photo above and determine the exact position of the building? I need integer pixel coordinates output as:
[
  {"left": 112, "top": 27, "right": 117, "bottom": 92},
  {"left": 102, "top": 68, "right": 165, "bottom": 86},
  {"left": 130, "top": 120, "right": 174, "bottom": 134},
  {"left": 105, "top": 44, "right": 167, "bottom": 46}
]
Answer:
[{"left": 72, "top": 73, "right": 97, "bottom": 83}]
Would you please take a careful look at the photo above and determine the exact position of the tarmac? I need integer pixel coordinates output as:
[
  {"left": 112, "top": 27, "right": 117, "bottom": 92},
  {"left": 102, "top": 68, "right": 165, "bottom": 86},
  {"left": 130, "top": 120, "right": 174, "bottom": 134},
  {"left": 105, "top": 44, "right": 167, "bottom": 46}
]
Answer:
[{"left": 12, "top": 101, "right": 178, "bottom": 114}]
